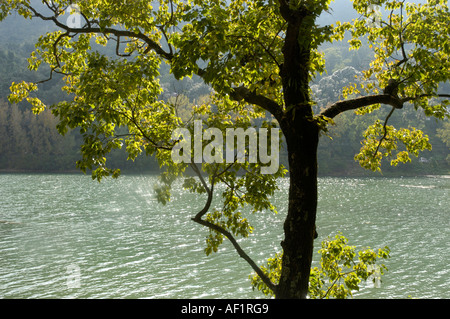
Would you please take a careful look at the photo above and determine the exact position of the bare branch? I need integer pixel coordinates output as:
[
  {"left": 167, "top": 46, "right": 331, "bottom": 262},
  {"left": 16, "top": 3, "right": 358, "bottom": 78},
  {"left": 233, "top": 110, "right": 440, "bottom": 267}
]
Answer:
[
  {"left": 190, "top": 161, "right": 215, "bottom": 221},
  {"left": 373, "top": 106, "right": 396, "bottom": 158},
  {"left": 320, "top": 94, "right": 403, "bottom": 119},
  {"left": 114, "top": 35, "right": 133, "bottom": 57},
  {"left": 189, "top": 161, "right": 278, "bottom": 295},
  {"left": 25, "top": 4, "right": 173, "bottom": 60},
  {"left": 157, "top": 25, "right": 174, "bottom": 56},
  {"left": 192, "top": 217, "right": 279, "bottom": 294},
  {"left": 320, "top": 90, "right": 449, "bottom": 120}
]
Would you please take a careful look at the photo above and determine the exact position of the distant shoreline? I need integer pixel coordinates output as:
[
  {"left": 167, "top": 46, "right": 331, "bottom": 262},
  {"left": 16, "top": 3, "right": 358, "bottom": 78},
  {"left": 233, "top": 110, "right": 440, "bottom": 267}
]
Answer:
[{"left": 0, "top": 168, "right": 448, "bottom": 179}]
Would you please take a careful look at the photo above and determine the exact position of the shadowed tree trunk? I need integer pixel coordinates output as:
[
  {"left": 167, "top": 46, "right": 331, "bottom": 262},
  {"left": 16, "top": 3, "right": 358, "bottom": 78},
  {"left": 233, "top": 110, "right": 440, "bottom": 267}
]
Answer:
[
  {"left": 275, "top": 7, "right": 319, "bottom": 298},
  {"left": 278, "top": 109, "right": 319, "bottom": 299}
]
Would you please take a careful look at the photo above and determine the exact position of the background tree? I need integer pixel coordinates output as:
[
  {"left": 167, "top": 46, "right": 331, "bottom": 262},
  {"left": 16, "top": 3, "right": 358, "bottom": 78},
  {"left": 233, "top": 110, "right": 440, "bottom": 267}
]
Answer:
[{"left": 2, "top": 0, "right": 449, "bottom": 299}]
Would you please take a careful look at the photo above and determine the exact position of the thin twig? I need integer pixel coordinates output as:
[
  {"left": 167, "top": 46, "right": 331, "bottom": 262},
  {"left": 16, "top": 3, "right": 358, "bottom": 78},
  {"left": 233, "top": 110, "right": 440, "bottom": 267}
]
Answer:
[{"left": 373, "top": 106, "right": 396, "bottom": 158}]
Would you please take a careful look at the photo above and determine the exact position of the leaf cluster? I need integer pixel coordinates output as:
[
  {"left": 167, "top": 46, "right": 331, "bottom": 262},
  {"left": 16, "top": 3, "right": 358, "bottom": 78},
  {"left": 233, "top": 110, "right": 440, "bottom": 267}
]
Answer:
[
  {"left": 250, "top": 233, "right": 390, "bottom": 299},
  {"left": 349, "top": 0, "right": 450, "bottom": 116},
  {"left": 355, "top": 119, "right": 432, "bottom": 171},
  {"left": 337, "top": 0, "right": 450, "bottom": 172}
]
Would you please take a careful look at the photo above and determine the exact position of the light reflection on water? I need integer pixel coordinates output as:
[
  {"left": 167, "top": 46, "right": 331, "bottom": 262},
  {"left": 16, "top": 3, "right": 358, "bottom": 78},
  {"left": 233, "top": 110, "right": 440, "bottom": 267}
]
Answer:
[{"left": 0, "top": 174, "right": 448, "bottom": 298}]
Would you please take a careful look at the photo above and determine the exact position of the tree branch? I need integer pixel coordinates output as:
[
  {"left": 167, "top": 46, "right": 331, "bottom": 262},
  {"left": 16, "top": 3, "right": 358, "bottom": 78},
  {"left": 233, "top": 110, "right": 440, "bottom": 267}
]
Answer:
[
  {"left": 192, "top": 217, "right": 279, "bottom": 294},
  {"left": 26, "top": 5, "right": 173, "bottom": 60},
  {"left": 190, "top": 161, "right": 215, "bottom": 221},
  {"left": 320, "top": 94, "right": 403, "bottom": 119},
  {"left": 320, "top": 91, "right": 450, "bottom": 121},
  {"left": 230, "top": 85, "right": 284, "bottom": 121},
  {"left": 227, "top": 34, "right": 281, "bottom": 68},
  {"left": 397, "top": 2, "right": 408, "bottom": 68},
  {"left": 189, "top": 161, "right": 278, "bottom": 295},
  {"left": 373, "top": 106, "right": 396, "bottom": 157},
  {"left": 401, "top": 93, "right": 450, "bottom": 104},
  {"left": 114, "top": 35, "right": 132, "bottom": 57}
]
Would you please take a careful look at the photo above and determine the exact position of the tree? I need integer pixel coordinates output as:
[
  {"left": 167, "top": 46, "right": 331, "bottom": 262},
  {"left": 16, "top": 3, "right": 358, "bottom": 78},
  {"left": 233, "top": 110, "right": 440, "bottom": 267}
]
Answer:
[{"left": 2, "top": 0, "right": 449, "bottom": 299}]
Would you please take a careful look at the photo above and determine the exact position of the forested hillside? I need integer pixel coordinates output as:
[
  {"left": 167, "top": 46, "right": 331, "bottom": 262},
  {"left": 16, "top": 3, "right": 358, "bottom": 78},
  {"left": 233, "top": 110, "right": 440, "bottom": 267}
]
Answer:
[{"left": 0, "top": 3, "right": 448, "bottom": 175}]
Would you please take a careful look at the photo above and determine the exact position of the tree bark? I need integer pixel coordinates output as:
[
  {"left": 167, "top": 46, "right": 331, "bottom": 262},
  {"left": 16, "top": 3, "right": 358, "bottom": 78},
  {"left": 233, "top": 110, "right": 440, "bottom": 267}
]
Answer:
[
  {"left": 277, "top": 107, "right": 319, "bottom": 299},
  {"left": 275, "top": 5, "right": 319, "bottom": 299}
]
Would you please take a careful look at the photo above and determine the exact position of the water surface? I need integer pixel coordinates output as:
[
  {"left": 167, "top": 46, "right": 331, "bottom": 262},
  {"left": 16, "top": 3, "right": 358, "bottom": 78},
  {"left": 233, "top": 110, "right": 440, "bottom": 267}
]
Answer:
[{"left": 0, "top": 174, "right": 448, "bottom": 298}]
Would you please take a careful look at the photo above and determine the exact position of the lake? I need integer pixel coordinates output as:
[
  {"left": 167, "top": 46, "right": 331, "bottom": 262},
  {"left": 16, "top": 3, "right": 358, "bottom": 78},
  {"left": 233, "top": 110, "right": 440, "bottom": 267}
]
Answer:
[{"left": 0, "top": 173, "right": 448, "bottom": 299}]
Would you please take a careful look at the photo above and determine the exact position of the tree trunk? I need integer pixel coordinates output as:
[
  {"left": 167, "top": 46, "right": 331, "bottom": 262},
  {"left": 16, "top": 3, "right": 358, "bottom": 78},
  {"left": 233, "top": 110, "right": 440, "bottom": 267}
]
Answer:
[
  {"left": 277, "top": 107, "right": 319, "bottom": 299},
  {"left": 276, "top": 7, "right": 319, "bottom": 299}
]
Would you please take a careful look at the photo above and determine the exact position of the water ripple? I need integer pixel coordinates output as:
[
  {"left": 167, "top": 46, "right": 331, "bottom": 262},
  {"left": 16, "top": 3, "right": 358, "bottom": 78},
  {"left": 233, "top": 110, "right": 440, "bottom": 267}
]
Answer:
[{"left": 0, "top": 174, "right": 448, "bottom": 298}]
